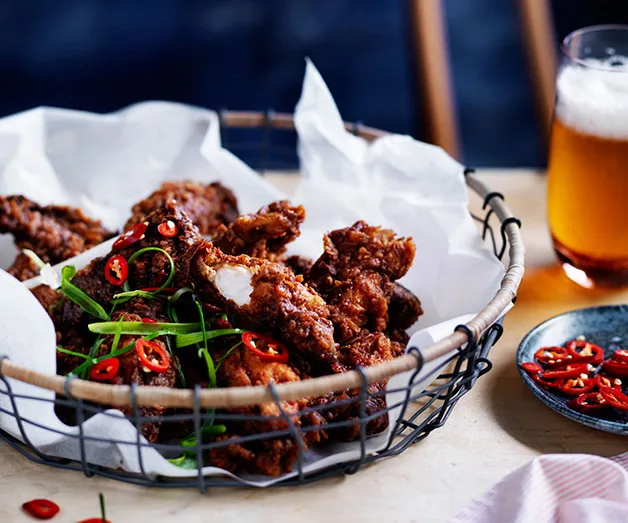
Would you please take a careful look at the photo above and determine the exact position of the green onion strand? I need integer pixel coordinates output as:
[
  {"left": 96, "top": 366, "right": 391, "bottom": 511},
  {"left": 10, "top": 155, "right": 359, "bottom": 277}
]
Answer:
[
  {"left": 56, "top": 346, "right": 91, "bottom": 361},
  {"left": 175, "top": 329, "right": 244, "bottom": 348},
  {"left": 110, "top": 316, "right": 124, "bottom": 354},
  {"left": 88, "top": 321, "right": 201, "bottom": 336},
  {"left": 60, "top": 266, "right": 110, "bottom": 321}
]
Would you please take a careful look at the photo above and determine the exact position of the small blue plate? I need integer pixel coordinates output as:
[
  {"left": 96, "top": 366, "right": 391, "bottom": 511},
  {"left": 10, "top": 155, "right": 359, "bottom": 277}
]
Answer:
[{"left": 517, "top": 304, "right": 628, "bottom": 435}]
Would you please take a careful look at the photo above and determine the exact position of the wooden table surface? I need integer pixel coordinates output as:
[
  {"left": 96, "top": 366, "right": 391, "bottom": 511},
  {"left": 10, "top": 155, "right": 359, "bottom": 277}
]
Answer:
[{"left": 1, "top": 170, "right": 627, "bottom": 523}]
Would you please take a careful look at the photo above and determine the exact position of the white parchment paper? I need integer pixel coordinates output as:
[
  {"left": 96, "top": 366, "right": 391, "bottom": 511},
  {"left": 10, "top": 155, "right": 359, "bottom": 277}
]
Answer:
[{"left": 0, "top": 61, "right": 505, "bottom": 485}]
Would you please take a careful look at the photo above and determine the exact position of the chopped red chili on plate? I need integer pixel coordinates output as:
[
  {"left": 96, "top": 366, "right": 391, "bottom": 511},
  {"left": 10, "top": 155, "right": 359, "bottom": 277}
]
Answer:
[
  {"left": 540, "top": 363, "right": 589, "bottom": 380},
  {"left": 559, "top": 376, "right": 595, "bottom": 395},
  {"left": 565, "top": 340, "right": 604, "bottom": 364},
  {"left": 534, "top": 346, "right": 569, "bottom": 365},
  {"left": 598, "top": 386, "right": 628, "bottom": 412},
  {"left": 567, "top": 392, "right": 609, "bottom": 414},
  {"left": 601, "top": 359, "right": 628, "bottom": 378}
]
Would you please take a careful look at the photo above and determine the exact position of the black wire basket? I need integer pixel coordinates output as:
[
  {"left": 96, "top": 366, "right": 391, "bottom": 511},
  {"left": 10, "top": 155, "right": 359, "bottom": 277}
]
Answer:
[{"left": 0, "top": 110, "right": 524, "bottom": 491}]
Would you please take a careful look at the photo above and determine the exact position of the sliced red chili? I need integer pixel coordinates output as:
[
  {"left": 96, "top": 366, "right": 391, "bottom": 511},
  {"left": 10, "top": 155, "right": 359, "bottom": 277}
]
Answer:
[
  {"left": 533, "top": 375, "right": 565, "bottom": 391},
  {"left": 112, "top": 222, "right": 147, "bottom": 250},
  {"left": 598, "top": 386, "right": 628, "bottom": 412},
  {"left": 540, "top": 363, "right": 589, "bottom": 380},
  {"left": 565, "top": 340, "right": 604, "bottom": 364},
  {"left": 22, "top": 499, "right": 60, "bottom": 520},
  {"left": 594, "top": 373, "right": 622, "bottom": 392},
  {"left": 104, "top": 255, "right": 128, "bottom": 286},
  {"left": 559, "top": 376, "right": 595, "bottom": 396},
  {"left": 202, "top": 303, "right": 223, "bottom": 314},
  {"left": 567, "top": 392, "right": 609, "bottom": 414},
  {"left": 601, "top": 359, "right": 628, "bottom": 378},
  {"left": 242, "top": 332, "right": 289, "bottom": 363},
  {"left": 90, "top": 358, "right": 120, "bottom": 382},
  {"left": 612, "top": 349, "right": 628, "bottom": 364},
  {"left": 142, "top": 318, "right": 156, "bottom": 323},
  {"left": 534, "top": 346, "right": 569, "bottom": 365},
  {"left": 213, "top": 317, "right": 233, "bottom": 329},
  {"left": 136, "top": 339, "right": 170, "bottom": 373},
  {"left": 157, "top": 220, "right": 178, "bottom": 238}
]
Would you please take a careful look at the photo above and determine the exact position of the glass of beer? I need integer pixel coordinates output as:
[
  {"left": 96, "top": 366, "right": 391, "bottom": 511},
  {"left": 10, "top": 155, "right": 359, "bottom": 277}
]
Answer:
[{"left": 548, "top": 25, "right": 628, "bottom": 288}]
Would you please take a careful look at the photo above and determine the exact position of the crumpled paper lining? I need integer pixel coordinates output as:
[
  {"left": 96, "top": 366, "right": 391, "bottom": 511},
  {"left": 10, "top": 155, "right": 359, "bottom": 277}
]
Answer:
[{"left": 0, "top": 60, "right": 504, "bottom": 485}]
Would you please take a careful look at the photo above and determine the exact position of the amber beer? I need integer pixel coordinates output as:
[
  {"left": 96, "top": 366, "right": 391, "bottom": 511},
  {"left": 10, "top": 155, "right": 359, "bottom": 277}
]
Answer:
[{"left": 547, "top": 53, "right": 628, "bottom": 287}]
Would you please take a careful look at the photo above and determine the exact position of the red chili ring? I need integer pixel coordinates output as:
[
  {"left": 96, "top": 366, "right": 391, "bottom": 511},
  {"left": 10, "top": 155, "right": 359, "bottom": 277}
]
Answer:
[
  {"left": 565, "top": 340, "right": 605, "bottom": 364},
  {"left": 22, "top": 499, "right": 60, "bottom": 520},
  {"left": 601, "top": 359, "right": 628, "bottom": 378},
  {"left": 112, "top": 222, "right": 147, "bottom": 251},
  {"left": 242, "top": 332, "right": 289, "bottom": 363},
  {"left": 157, "top": 220, "right": 179, "bottom": 238},
  {"left": 104, "top": 255, "right": 129, "bottom": 286},
  {"left": 136, "top": 339, "right": 170, "bottom": 373},
  {"left": 90, "top": 358, "right": 120, "bottom": 382},
  {"left": 612, "top": 349, "right": 628, "bottom": 364}
]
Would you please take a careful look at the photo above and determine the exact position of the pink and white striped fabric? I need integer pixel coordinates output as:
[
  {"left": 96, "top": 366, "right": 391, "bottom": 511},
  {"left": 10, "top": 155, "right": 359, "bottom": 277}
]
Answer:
[{"left": 450, "top": 453, "right": 628, "bottom": 523}]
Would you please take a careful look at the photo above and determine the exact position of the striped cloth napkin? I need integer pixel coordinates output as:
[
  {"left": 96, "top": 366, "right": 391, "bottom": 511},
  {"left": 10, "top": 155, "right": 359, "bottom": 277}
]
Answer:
[{"left": 450, "top": 453, "right": 628, "bottom": 522}]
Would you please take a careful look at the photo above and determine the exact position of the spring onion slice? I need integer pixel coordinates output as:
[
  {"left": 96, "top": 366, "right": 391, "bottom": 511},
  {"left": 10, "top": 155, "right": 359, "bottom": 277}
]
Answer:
[
  {"left": 195, "top": 300, "right": 216, "bottom": 389},
  {"left": 167, "top": 455, "right": 197, "bottom": 469},
  {"left": 112, "top": 247, "right": 176, "bottom": 304},
  {"left": 175, "top": 328, "right": 244, "bottom": 348},
  {"left": 88, "top": 321, "right": 201, "bottom": 335},
  {"left": 60, "top": 266, "right": 110, "bottom": 321},
  {"left": 22, "top": 249, "right": 46, "bottom": 269},
  {"left": 67, "top": 333, "right": 161, "bottom": 377},
  {"left": 56, "top": 346, "right": 91, "bottom": 360},
  {"left": 110, "top": 316, "right": 124, "bottom": 354},
  {"left": 215, "top": 340, "right": 243, "bottom": 370}
]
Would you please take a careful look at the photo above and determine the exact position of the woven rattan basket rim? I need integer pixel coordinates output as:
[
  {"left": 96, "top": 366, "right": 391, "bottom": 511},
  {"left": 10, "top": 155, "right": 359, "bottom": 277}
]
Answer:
[{"left": 0, "top": 110, "right": 525, "bottom": 409}]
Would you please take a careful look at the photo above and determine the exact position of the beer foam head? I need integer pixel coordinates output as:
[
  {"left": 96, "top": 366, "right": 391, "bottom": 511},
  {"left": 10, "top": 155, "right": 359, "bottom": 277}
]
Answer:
[{"left": 556, "top": 57, "right": 628, "bottom": 139}]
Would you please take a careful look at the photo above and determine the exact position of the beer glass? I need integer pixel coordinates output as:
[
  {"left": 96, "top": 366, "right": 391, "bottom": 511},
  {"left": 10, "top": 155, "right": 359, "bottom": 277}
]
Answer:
[{"left": 548, "top": 26, "right": 628, "bottom": 288}]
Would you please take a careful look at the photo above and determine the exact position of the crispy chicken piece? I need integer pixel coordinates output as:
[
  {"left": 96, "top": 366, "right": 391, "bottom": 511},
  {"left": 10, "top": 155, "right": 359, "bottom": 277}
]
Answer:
[
  {"left": 30, "top": 284, "right": 87, "bottom": 377},
  {"left": 209, "top": 348, "right": 326, "bottom": 476},
  {"left": 387, "top": 283, "right": 424, "bottom": 344},
  {"left": 66, "top": 200, "right": 205, "bottom": 317},
  {"left": 0, "top": 195, "right": 114, "bottom": 281},
  {"left": 284, "top": 255, "right": 313, "bottom": 279},
  {"left": 212, "top": 201, "right": 305, "bottom": 262},
  {"left": 98, "top": 299, "right": 177, "bottom": 443},
  {"left": 193, "top": 242, "right": 338, "bottom": 365},
  {"left": 52, "top": 200, "right": 206, "bottom": 376},
  {"left": 125, "top": 181, "right": 239, "bottom": 237},
  {"left": 310, "top": 332, "right": 405, "bottom": 442},
  {"left": 308, "top": 221, "right": 417, "bottom": 343}
]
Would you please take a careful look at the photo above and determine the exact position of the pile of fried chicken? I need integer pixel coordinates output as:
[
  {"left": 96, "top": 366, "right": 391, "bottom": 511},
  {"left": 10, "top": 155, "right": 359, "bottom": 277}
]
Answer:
[{"left": 0, "top": 180, "right": 422, "bottom": 477}]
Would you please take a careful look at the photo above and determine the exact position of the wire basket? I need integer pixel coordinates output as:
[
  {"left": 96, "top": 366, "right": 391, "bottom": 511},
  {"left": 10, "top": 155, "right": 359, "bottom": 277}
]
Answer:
[{"left": 0, "top": 111, "right": 525, "bottom": 491}]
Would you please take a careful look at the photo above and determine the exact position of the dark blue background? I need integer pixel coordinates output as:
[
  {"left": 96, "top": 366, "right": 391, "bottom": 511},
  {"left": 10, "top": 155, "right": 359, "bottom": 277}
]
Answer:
[{"left": 0, "top": 1, "right": 625, "bottom": 167}]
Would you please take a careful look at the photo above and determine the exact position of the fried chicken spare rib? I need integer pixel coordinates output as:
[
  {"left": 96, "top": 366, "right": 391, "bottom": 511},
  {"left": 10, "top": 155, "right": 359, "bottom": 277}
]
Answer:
[
  {"left": 310, "top": 331, "right": 406, "bottom": 442},
  {"left": 0, "top": 195, "right": 114, "bottom": 281},
  {"left": 213, "top": 201, "right": 305, "bottom": 261},
  {"left": 194, "top": 242, "right": 338, "bottom": 365},
  {"left": 209, "top": 347, "right": 326, "bottom": 476},
  {"left": 308, "top": 220, "right": 419, "bottom": 343},
  {"left": 125, "top": 181, "right": 239, "bottom": 237}
]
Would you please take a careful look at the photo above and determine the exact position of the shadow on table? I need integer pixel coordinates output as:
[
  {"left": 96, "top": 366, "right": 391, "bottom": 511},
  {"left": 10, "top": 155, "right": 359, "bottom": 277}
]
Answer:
[{"left": 487, "top": 351, "right": 627, "bottom": 457}]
